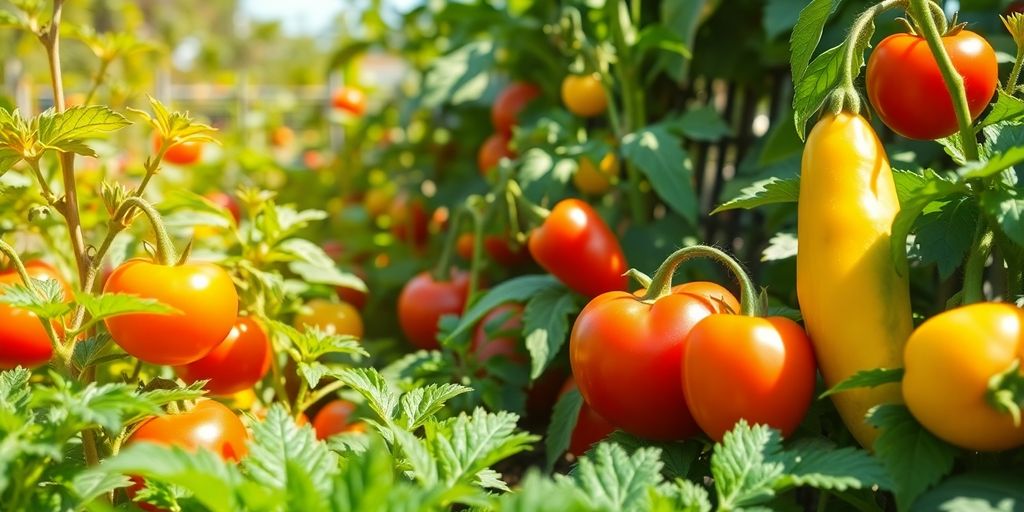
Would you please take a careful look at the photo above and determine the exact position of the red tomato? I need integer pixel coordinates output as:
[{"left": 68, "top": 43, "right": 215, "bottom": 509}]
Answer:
[
  {"left": 683, "top": 315, "right": 817, "bottom": 441},
  {"left": 560, "top": 378, "right": 616, "bottom": 456},
  {"left": 492, "top": 82, "right": 540, "bottom": 133},
  {"left": 471, "top": 304, "right": 527, "bottom": 365},
  {"left": 205, "top": 191, "right": 241, "bottom": 224},
  {"left": 331, "top": 87, "right": 367, "bottom": 116},
  {"left": 103, "top": 259, "right": 238, "bottom": 366},
  {"left": 312, "top": 399, "right": 363, "bottom": 439},
  {"left": 866, "top": 30, "right": 997, "bottom": 140},
  {"left": 484, "top": 235, "right": 530, "bottom": 266},
  {"left": 154, "top": 134, "right": 202, "bottom": 166},
  {"left": 528, "top": 199, "right": 628, "bottom": 297},
  {"left": 477, "top": 132, "right": 515, "bottom": 176},
  {"left": 389, "top": 194, "right": 430, "bottom": 249},
  {"left": 175, "top": 317, "right": 272, "bottom": 396},
  {"left": 0, "top": 261, "right": 71, "bottom": 369},
  {"left": 569, "top": 282, "right": 739, "bottom": 440},
  {"left": 397, "top": 270, "right": 470, "bottom": 350},
  {"left": 128, "top": 399, "right": 248, "bottom": 460}
]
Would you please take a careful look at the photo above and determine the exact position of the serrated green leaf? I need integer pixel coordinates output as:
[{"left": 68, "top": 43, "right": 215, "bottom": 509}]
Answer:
[
  {"left": 981, "top": 188, "right": 1024, "bottom": 247},
  {"left": 789, "top": 0, "right": 838, "bottom": 84},
  {"left": 911, "top": 472, "right": 1024, "bottom": 512},
  {"left": 820, "top": 368, "right": 905, "bottom": 398},
  {"left": 712, "top": 421, "right": 785, "bottom": 509},
  {"left": 392, "top": 426, "right": 438, "bottom": 486},
  {"left": 331, "top": 368, "right": 400, "bottom": 423},
  {"left": 792, "top": 44, "right": 845, "bottom": 139},
  {"left": 71, "top": 334, "right": 128, "bottom": 372},
  {"left": 655, "top": 479, "right": 712, "bottom": 512},
  {"left": 134, "top": 381, "right": 206, "bottom": 412},
  {"left": 399, "top": 383, "right": 471, "bottom": 430},
  {"left": 712, "top": 177, "right": 799, "bottom": 213},
  {"left": 762, "top": 232, "right": 798, "bottom": 262},
  {"left": 36, "top": 106, "right": 130, "bottom": 150},
  {"left": 244, "top": 405, "right": 339, "bottom": 497},
  {"left": 594, "top": 431, "right": 701, "bottom": 480},
  {"left": 913, "top": 196, "right": 979, "bottom": 279},
  {"left": 271, "top": 320, "right": 366, "bottom": 361},
  {"left": 75, "top": 291, "right": 179, "bottom": 331},
  {"left": 0, "top": 280, "right": 70, "bottom": 318},
  {"left": 32, "top": 379, "right": 160, "bottom": 433},
  {"left": 0, "top": 367, "right": 32, "bottom": 412},
  {"left": 330, "top": 436, "right": 397, "bottom": 512},
  {"left": 523, "top": 287, "right": 577, "bottom": 379},
  {"left": 890, "top": 173, "right": 966, "bottom": 272},
  {"left": 622, "top": 126, "right": 698, "bottom": 224},
  {"left": 289, "top": 261, "right": 366, "bottom": 289},
  {"left": 574, "top": 443, "right": 665, "bottom": 512},
  {"left": 443, "top": 275, "right": 564, "bottom": 344},
  {"left": 981, "top": 90, "right": 1024, "bottom": 127},
  {"left": 778, "top": 438, "right": 891, "bottom": 491},
  {"left": 958, "top": 147, "right": 1024, "bottom": 179},
  {"left": 545, "top": 386, "right": 582, "bottom": 470},
  {"left": 673, "top": 106, "right": 731, "bottom": 142},
  {"left": 868, "top": 405, "right": 957, "bottom": 510},
  {"left": 430, "top": 408, "right": 536, "bottom": 488},
  {"left": 495, "top": 471, "right": 591, "bottom": 511},
  {"left": 72, "top": 471, "right": 132, "bottom": 503}
]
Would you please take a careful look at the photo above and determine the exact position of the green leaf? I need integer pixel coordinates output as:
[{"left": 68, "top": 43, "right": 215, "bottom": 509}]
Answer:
[
  {"left": 911, "top": 472, "right": 1024, "bottom": 512},
  {"left": 330, "top": 436, "right": 399, "bottom": 512},
  {"left": 36, "top": 105, "right": 130, "bottom": 151},
  {"left": 422, "top": 41, "right": 496, "bottom": 107},
  {"left": 594, "top": 431, "right": 702, "bottom": 480},
  {"left": 270, "top": 321, "right": 366, "bottom": 361},
  {"left": 32, "top": 378, "right": 160, "bottom": 433},
  {"left": 981, "top": 90, "right": 1024, "bottom": 127},
  {"left": 398, "top": 383, "right": 472, "bottom": 430},
  {"left": 442, "top": 275, "right": 564, "bottom": 345},
  {"left": 523, "top": 287, "right": 577, "bottom": 379},
  {"left": 778, "top": 438, "right": 892, "bottom": 491},
  {"left": 430, "top": 408, "right": 536, "bottom": 488},
  {"left": 890, "top": 173, "right": 966, "bottom": 272},
  {"left": 654, "top": 479, "right": 713, "bottom": 512},
  {"left": 134, "top": 381, "right": 206, "bottom": 411},
  {"left": 0, "top": 147, "right": 20, "bottom": 176},
  {"left": 72, "top": 472, "right": 132, "bottom": 504},
  {"left": 981, "top": 188, "right": 1024, "bottom": 246},
  {"left": 820, "top": 368, "right": 905, "bottom": 398},
  {"left": 495, "top": 471, "right": 591, "bottom": 511},
  {"left": 331, "top": 368, "right": 400, "bottom": 423},
  {"left": 764, "top": 0, "right": 806, "bottom": 39},
  {"left": 574, "top": 443, "right": 665, "bottom": 512},
  {"left": 913, "top": 196, "right": 979, "bottom": 279},
  {"left": 762, "top": 232, "right": 798, "bottom": 262},
  {"left": 273, "top": 239, "right": 337, "bottom": 269},
  {"left": 673, "top": 106, "right": 730, "bottom": 142},
  {"left": 958, "top": 147, "right": 1024, "bottom": 179},
  {"left": 392, "top": 427, "right": 438, "bottom": 486},
  {"left": 634, "top": 25, "right": 692, "bottom": 59},
  {"left": 70, "top": 335, "right": 125, "bottom": 371},
  {"left": 789, "top": 0, "right": 838, "bottom": 83},
  {"left": 712, "top": 177, "right": 799, "bottom": 213},
  {"left": 0, "top": 367, "right": 32, "bottom": 412},
  {"left": 289, "top": 261, "right": 367, "bottom": 289},
  {"left": 75, "top": 291, "right": 179, "bottom": 327},
  {"left": 792, "top": 44, "right": 845, "bottom": 139},
  {"left": 0, "top": 280, "right": 71, "bottom": 318},
  {"left": 545, "top": 386, "right": 582, "bottom": 470},
  {"left": 244, "top": 404, "right": 339, "bottom": 497},
  {"left": 712, "top": 421, "right": 785, "bottom": 509},
  {"left": 892, "top": 169, "right": 929, "bottom": 205},
  {"left": 622, "top": 126, "right": 698, "bottom": 224},
  {"left": 867, "top": 405, "right": 957, "bottom": 510}
]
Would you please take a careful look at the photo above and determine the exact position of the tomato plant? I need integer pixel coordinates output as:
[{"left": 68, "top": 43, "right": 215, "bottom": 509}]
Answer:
[
  {"left": 128, "top": 400, "right": 249, "bottom": 461},
  {"left": 0, "top": 261, "right": 70, "bottom": 369},
  {"left": 175, "top": 316, "right": 272, "bottom": 396},
  {"left": 477, "top": 132, "right": 515, "bottom": 176},
  {"left": 492, "top": 82, "right": 540, "bottom": 133},
  {"left": 397, "top": 270, "right": 469, "bottom": 349},
  {"left": 561, "top": 74, "right": 607, "bottom": 117}
]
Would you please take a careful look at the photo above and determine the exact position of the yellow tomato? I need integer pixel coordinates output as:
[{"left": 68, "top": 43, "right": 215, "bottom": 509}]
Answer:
[
  {"left": 573, "top": 153, "right": 621, "bottom": 195},
  {"left": 561, "top": 74, "right": 608, "bottom": 117},
  {"left": 294, "top": 299, "right": 364, "bottom": 338}
]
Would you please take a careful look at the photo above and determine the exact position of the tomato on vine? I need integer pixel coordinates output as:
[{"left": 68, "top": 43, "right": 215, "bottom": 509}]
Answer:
[
  {"left": 397, "top": 270, "right": 469, "bottom": 350},
  {"left": 175, "top": 317, "right": 272, "bottom": 396},
  {"left": 492, "top": 82, "right": 540, "bottom": 133},
  {"left": 389, "top": 193, "right": 429, "bottom": 249},
  {"left": 573, "top": 153, "right": 620, "bottom": 196},
  {"left": 866, "top": 29, "right": 997, "bottom": 140},
  {"left": 154, "top": 134, "right": 202, "bottom": 166},
  {"left": 471, "top": 303, "right": 527, "bottom": 365},
  {"left": 0, "top": 261, "right": 71, "bottom": 369},
  {"left": 204, "top": 191, "right": 241, "bottom": 224},
  {"left": 294, "top": 299, "right": 364, "bottom": 338},
  {"left": 312, "top": 399, "right": 364, "bottom": 439},
  {"left": 561, "top": 74, "right": 607, "bottom": 117},
  {"left": 478, "top": 132, "right": 515, "bottom": 176},
  {"left": 331, "top": 86, "right": 367, "bottom": 116},
  {"left": 560, "top": 378, "right": 616, "bottom": 456},
  {"left": 129, "top": 399, "right": 248, "bottom": 460}
]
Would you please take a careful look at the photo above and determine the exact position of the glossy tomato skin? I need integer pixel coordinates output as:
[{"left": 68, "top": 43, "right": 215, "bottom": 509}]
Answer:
[
  {"left": 129, "top": 400, "right": 248, "bottom": 460},
  {"left": 867, "top": 31, "right": 997, "bottom": 140},
  {"left": 205, "top": 192, "right": 241, "bottom": 224},
  {"left": 561, "top": 74, "right": 608, "bottom": 117},
  {"left": 331, "top": 87, "right": 367, "bottom": 116},
  {"left": 0, "top": 261, "right": 71, "bottom": 369},
  {"left": 478, "top": 133, "right": 515, "bottom": 176},
  {"left": 560, "top": 378, "right": 616, "bottom": 456},
  {"left": 484, "top": 235, "right": 530, "bottom": 266},
  {"left": 312, "top": 399, "right": 363, "bottom": 439},
  {"left": 492, "top": 82, "right": 540, "bottom": 133},
  {"left": 903, "top": 303, "right": 1024, "bottom": 451},
  {"left": 397, "top": 270, "right": 470, "bottom": 350},
  {"left": 176, "top": 317, "right": 272, "bottom": 396},
  {"left": 570, "top": 282, "right": 738, "bottom": 440},
  {"left": 103, "top": 259, "right": 238, "bottom": 366},
  {"left": 683, "top": 315, "right": 817, "bottom": 441},
  {"left": 154, "top": 134, "right": 202, "bottom": 166},
  {"left": 472, "top": 304, "right": 527, "bottom": 365},
  {"left": 528, "top": 199, "right": 628, "bottom": 297},
  {"left": 294, "top": 299, "right": 364, "bottom": 338}
]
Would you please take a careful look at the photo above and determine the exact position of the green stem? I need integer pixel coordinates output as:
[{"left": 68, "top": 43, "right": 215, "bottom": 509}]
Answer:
[
  {"left": 909, "top": 0, "right": 979, "bottom": 161},
  {"left": 0, "top": 239, "right": 36, "bottom": 288},
  {"left": 506, "top": 181, "right": 550, "bottom": 224},
  {"left": 1006, "top": 41, "right": 1024, "bottom": 95},
  {"left": 83, "top": 57, "right": 111, "bottom": 105},
  {"left": 433, "top": 206, "right": 468, "bottom": 282},
  {"left": 834, "top": 0, "right": 905, "bottom": 114},
  {"left": 1009, "top": 257, "right": 1023, "bottom": 299},
  {"left": 25, "top": 159, "right": 57, "bottom": 204},
  {"left": 467, "top": 199, "right": 486, "bottom": 302},
  {"left": 641, "top": 245, "right": 761, "bottom": 316},
  {"left": 962, "top": 220, "right": 993, "bottom": 305},
  {"left": 301, "top": 379, "right": 346, "bottom": 412},
  {"left": 117, "top": 197, "right": 177, "bottom": 266},
  {"left": 607, "top": 0, "right": 648, "bottom": 224}
]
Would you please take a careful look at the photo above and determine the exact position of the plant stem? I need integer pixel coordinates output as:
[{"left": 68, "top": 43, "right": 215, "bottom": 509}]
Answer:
[
  {"left": 467, "top": 199, "right": 486, "bottom": 302},
  {"left": 607, "top": 0, "right": 648, "bottom": 224},
  {"left": 117, "top": 197, "right": 177, "bottom": 266},
  {"left": 962, "top": 220, "right": 994, "bottom": 305},
  {"left": 83, "top": 57, "right": 111, "bottom": 105},
  {"left": 301, "top": 379, "right": 347, "bottom": 411},
  {"left": 834, "top": 0, "right": 905, "bottom": 114},
  {"left": 641, "top": 244, "right": 761, "bottom": 316},
  {"left": 0, "top": 239, "right": 36, "bottom": 288},
  {"left": 1007, "top": 41, "right": 1024, "bottom": 95},
  {"left": 25, "top": 159, "right": 57, "bottom": 204},
  {"left": 909, "top": 0, "right": 980, "bottom": 161},
  {"left": 433, "top": 206, "right": 467, "bottom": 282}
]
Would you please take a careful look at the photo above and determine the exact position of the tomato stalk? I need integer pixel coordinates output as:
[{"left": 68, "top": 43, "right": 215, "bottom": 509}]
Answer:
[
  {"left": 640, "top": 244, "right": 760, "bottom": 317},
  {"left": 432, "top": 205, "right": 468, "bottom": 283},
  {"left": 466, "top": 196, "right": 487, "bottom": 301},
  {"left": 987, "top": 359, "right": 1024, "bottom": 427},
  {"left": 832, "top": 0, "right": 906, "bottom": 114},
  {"left": 908, "top": 0, "right": 980, "bottom": 161},
  {"left": 962, "top": 223, "right": 994, "bottom": 305},
  {"left": 607, "top": 0, "right": 649, "bottom": 224},
  {"left": 1002, "top": 14, "right": 1024, "bottom": 94},
  {"left": 118, "top": 197, "right": 178, "bottom": 266}
]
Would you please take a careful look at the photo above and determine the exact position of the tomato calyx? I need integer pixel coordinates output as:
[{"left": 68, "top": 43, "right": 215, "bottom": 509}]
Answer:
[
  {"left": 115, "top": 197, "right": 180, "bottom": 266},
  {"left": 987, "top": 358, "right": 1024, "bottom": 427},
  {"left": 639, "top": 245, "right": 761, "bottom": 316}
]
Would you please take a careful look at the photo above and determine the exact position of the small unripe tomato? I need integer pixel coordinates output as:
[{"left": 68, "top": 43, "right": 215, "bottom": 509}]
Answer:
[
  {"left": 294, "top": 299, "right": 364, "bottom": 338},
  {"left": 573, "top": 153, "right": 620, "bottom": 196},
  {"left": 561, "top": 74, "right": 608, "bottom": 117}
]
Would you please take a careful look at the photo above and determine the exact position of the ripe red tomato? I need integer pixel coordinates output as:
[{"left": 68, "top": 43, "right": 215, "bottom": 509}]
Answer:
[
  {"left": 154, "top": 134, "right": 202, "bottom": 166},
  {"left": 103, "top": 259, "right": 238, "bottom": 366},
  {"left": 175, "top": 317, "right": 271, "bottom": 396},
  {"left": 561, "top": 74, "right": 608, "bottom": 117},
  {"left": 477, "top": 132, "right": 515, "bottom": 176},
  {"left": 560, "top": 378, "right": 616, "bottom": 456},
  {"left": 683, "top": 315, "right": 817, "bottom": 441},
  {"left": 528, "top": 199, "right": 628, "bottom": 297},
  {"left": 569, "top": 282, "right": 738, "bottom": 440},
  {"left": 331, "top": 86, "right": 367, "bottom": 116},
  {"left": 866, "top": 30, "right": 997, "bottom": 140},
  {"left": 294, "top": 299, "right": 364, "bottom": 338},
  {"left": 204, "top": 191, "right": 241, "bottom": 224},
  {"left": 397, "top": 270, "right": 469, "bottom": 350},
  {"left": 471, "top": 303, "right": 527, "bottom": 365},
  {"left": 128, "top": 399, "right": 248, "bottom": 460},
  {"left": 492, "top": 82, "right": 540, "bottom": 133},
  {"left": 484, "top": 235, "right": 530, "bottom": 266},
  {"left": 0, "top": 261, "right": 71, "bottom": 369},
  {"left": 312, "top": 399, "right": 364, "bottom": 439},
  {"left": 389, "top": 194, "right": 430, "bottom": 249}
]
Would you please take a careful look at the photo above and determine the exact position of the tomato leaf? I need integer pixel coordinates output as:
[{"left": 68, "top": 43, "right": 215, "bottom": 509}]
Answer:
[
  {"left": 958, "top": 146, "right": 1024, "bottom": 180},
  {"left": 442, "top": 275, "right": 564, "bottom": 345},
  {"left": 981, "top": 91, "right": 1024, "bottom": 127},
  {"left": 70, "top": 335, "right": 128, "bottom": 372},
  {"left": 71, "top": 472, "right": 132, "bottom": 504},
  {"left": 912, "top": 196, "right": 979, "bottom": 279},
  {"left": 494, "top": 471, "right": 592, "bottom": 511},
  {"left": 654, "top": 479, "right": 713, "bottom": 512},
  {"left": 889, "top": 172, "right": 967, "bottom": 273},
  {"left": 792, "top": 43, "right": 845, "bottom": 139},
  {"left": 428, "top": 408, "right": 537, "bottom": 489},
  {"left": 0, "top": 367, "right": 31, "bottom": 411},
  {"left": 867, "top": 404, "right": 957, "bottom": 510},
  {"left": 761, "top": 232, "right": 798, "bottom": 262},
  {"left": 573, "top": 442, "right": 665, "bottom": 511},
  {"left": 132, "top": 381, "right": 206, "bottom": 415},
  {"left": 789, "top": 0, "right": 840, "bottom": 84},
  {"left": 712, "top": 177, "right": 799, "bottom": 213},
  {"left": 544, "top": 387, "right": 582, "bottom": 471},
  {"left": 711, "top": 421, "right": 785, "bottom": 509},
  {"left": 777, "top": 438, "right": 892, "bottom": 491},
  {"left": 245, "top": 404, "right": 339, "bottom": 498},
  {"left": 910, "top": 472, "right": 1024, "bottom": 512},
  {"left": 671, "top": 106, "right": 731, "bottom": 142},
  {"left": 74, "top": 291, "right": 179, "bottom": 332},
  {"left": 399, "top": 383, "right": 472, "bottom": 430},
  {"left": 622, "top": 126, "right": 698, "bottom": 224},
  {"left": 980, "top": 188, "right": 1024, "bottom": 247},
  {"left": 0, "top": 280, "right": 72, "bottom": 319},
  {"left": 331, "top": 368, "right": 401, "bottom": 423},
  {"left": 820, "top": 368, "right": 905, "bottom": 399},
  {"left": 421, "top": 41, "right": 496, "bottom": 107},
  {"left": 36, "top": 105, "right": 130, "bottom": 152},
  {"left": 594, "top": 431, "right": 703, "bottom": 481},
  {"left": 523, "top": 286, "right": 577, "bottom": 380}
]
